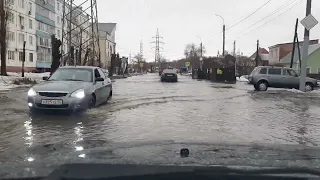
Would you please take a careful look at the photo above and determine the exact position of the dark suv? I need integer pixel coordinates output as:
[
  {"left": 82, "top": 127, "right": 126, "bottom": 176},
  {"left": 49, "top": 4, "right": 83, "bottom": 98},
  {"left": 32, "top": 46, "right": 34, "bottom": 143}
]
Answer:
[{"left": 248, "top": 66, "right": 317, "bottom": 91}]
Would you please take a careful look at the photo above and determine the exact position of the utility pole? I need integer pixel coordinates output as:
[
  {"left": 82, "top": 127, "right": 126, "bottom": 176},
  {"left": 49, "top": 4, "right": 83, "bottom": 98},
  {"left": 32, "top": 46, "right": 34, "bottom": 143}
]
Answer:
[
  {"left": 233, "top": 40, "right": 237, "bottom": 77},
  {"left": 200, "top": 42, "right": 203, "bottom": 70},
  {"left": 299, "top": 0, "right": 312, "bottom": 91},
  {"left": 22, "top": 41, "right": 26, "bottom": 77},
  {"left": 151, "top": 28, "right": 164, "bottom": 71},
  {"left": 290, "top": 18, "right": 299, "bottom": 68},
  {"left": 255, "top": 39, "right": 259, "bottom": 67},
  {"left": 139, "top": 40, "right": 143, "bottom": 73},
  {"left": 129, "top": 51, "right": 131, "bottom": 72},
  {"left": 233, "top": 40, "right": 236, "bottom": 57},
  {"left": 223, "top": 24, "right": 225, "bottom": 57}
]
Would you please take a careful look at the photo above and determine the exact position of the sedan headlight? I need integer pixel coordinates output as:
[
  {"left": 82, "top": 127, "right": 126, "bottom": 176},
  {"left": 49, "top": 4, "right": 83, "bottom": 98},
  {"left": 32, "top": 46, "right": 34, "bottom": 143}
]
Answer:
[
  {"left": 71, "top": 89, "right": 85, "bottom": 99},
  {"left": 27, "top": 88, "right": 37, "bottom": 97}
]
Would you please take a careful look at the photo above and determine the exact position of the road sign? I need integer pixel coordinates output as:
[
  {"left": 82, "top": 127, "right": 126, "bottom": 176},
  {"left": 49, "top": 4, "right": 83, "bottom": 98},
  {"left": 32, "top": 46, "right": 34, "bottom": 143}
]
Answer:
[
  {"left": 185, "top": 62, "right": 190, "bottom": 67},
  {"left": 301, "top": 14, "right": 318, "bottom": 31},
  {"left": 200, "top": 57, "right": 203, "bottom": 61},
  {"left": 139, "top": 63, "right": 144, "bottom": 68}
]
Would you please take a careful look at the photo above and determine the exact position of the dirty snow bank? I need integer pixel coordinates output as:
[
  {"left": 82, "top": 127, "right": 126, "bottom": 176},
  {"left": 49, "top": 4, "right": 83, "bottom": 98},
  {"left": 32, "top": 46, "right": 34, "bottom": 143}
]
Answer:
[{"left": 0, "top": 72, "right": 50, "bottom": 91}]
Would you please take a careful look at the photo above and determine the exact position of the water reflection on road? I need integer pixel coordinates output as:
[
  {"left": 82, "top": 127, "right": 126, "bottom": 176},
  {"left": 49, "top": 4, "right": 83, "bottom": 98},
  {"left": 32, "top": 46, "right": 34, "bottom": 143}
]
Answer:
[{"left": 1, "top": 74, "right": 320, "bottom": 177}]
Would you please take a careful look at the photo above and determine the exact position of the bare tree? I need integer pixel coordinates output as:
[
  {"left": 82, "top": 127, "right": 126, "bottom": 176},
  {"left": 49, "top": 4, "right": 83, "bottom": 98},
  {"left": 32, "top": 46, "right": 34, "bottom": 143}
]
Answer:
[
  {"left": 184, "top": 43, "right": 206, "bottom": 68},
  {"left": 134, "top": 53, "right": 144, "bottom": 72},
  {"left": 0, "top": 0, "right": 10, "bottom": 75},
  {"left": 184, "top": 43, "right": 206, "bottom": 59}
]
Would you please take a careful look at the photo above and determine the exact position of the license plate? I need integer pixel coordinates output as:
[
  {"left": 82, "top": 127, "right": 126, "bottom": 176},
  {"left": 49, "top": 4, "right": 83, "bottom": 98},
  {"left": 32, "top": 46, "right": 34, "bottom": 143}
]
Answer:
[
  {"left": 167, "top": 75, "right": 173, "bottom": 76},
  {"left": 41, "top": 99, "right": 63, "bottom": 105}
]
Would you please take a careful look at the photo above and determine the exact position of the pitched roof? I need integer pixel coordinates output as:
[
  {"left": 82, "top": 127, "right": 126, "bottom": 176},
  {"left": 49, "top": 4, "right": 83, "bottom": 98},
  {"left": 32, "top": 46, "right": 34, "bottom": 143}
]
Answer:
[
  {"left": 279, "top": 44, "right": 320, "bottom": 64},
  {"left": 269, "top": 39, "right": 319, "bottom": 48},
  {"left": 98, "top": 23, "right": 117, "bottom": 34},
  {"left": 249, "top": 48, "right": 269, "bottom": 59}
]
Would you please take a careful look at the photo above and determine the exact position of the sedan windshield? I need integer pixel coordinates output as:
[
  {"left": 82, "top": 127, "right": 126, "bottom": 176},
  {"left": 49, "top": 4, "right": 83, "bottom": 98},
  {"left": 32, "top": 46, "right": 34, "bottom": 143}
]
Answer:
[{"left": 49, "top": 68, "right": 93, "bottom": 82}]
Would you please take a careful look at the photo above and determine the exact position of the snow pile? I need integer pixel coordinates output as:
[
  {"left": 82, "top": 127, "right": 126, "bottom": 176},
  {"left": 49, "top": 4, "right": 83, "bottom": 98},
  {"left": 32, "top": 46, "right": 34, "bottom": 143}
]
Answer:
[
  {"left": 0, "top": 72, "right": 50, "bottom": 91},
  {"left": 236, "top": 76, "right": 249, "bottom": 82},
  {"left": 286, "top": 88, "right": 304, "bottom": 93}
]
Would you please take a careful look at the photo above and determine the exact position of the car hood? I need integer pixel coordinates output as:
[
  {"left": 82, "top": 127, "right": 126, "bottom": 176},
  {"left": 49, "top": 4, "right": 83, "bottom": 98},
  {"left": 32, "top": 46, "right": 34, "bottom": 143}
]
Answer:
[
  {"left": 2, "top": 142, "right": 320, "bottom": 178},
  {"left": 32, "top": 81, "right": 91, "bottom": 93}
]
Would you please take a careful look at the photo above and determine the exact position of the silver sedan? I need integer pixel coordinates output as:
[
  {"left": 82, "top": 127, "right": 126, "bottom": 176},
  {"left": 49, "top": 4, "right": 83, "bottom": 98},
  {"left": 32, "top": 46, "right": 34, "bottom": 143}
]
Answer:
[{"left": 27, "top": 66, "right": 112, "bottom": 112}]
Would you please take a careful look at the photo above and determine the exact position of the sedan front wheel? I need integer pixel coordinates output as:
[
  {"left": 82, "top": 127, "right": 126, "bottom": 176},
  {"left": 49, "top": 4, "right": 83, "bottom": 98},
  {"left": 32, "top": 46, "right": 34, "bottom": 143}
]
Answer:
[{"left": 88, "top": 95, "right": 96, "bottom": 109}]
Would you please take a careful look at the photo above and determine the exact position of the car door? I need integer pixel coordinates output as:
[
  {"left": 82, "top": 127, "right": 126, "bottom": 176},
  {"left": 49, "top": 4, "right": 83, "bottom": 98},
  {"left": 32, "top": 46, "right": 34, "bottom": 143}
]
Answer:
[
  {"left": 93, "top": 69, "right": 104, "bottom": 104},
  {"left": 282, "top": 69, "right": 300, "bottom": 89},
  {"left": 97, "top": 68, "right": 111, "bottom": 101},
  {"left": 267, "top": 68, "right": 283, "bottom": 88}
]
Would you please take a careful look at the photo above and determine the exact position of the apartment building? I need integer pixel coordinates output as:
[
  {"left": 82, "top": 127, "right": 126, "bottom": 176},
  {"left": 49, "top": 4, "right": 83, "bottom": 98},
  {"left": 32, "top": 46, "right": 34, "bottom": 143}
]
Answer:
[
  {"left": 1, "top": 0, "right": 95, "bottom": 72},
  {"left": 3, "top": 0, "right": 37, "bottom": 72},
  {"left": 98, "top": 23, "right": 117, "bottom": 69},
  {"left": 34, "top": 0, "right": 56, "bottom": 71}
]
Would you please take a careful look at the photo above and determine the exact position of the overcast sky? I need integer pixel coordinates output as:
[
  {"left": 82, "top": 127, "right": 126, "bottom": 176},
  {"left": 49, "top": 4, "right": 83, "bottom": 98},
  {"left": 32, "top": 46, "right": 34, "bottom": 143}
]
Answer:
[{"left": 95, "top": 0, "right": 320, "bottom": 62}]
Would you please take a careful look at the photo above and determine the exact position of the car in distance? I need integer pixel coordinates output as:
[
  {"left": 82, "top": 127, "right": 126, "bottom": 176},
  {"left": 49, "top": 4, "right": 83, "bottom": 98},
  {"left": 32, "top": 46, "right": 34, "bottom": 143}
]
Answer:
[
  {"left": 160, "top": 69, "right": 178, "bottom": 82},
  {"left": 248, "top": 66, "right": 317, "bottom": 91},
  {"left": 27, "top": 66, "right": 112, "bottom": 112}
]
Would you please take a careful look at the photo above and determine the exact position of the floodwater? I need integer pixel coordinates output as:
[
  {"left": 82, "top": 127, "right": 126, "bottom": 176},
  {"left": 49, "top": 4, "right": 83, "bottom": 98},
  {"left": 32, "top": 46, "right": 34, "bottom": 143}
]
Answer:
[{"left": 1, "top": 74, "right": 320, "bottom": 177}]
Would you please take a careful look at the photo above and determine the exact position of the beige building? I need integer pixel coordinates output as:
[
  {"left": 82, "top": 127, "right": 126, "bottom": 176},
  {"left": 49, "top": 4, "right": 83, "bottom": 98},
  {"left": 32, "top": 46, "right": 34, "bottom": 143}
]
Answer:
[{"left": 98, "top": 23, "right": 116, "bottom": 69}]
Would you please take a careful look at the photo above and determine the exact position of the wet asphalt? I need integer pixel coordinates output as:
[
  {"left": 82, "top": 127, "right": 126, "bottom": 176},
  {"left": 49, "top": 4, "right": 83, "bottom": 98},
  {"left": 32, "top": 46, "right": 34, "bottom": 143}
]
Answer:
[{"left": 1, "top": 73, "right": 320, "bottom": 177}]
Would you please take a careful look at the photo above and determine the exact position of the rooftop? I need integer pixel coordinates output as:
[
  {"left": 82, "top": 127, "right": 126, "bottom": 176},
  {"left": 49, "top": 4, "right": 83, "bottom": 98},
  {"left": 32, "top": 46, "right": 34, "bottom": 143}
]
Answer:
[
  {"left": 269, "top": 39, "right": 319, "bottom": 48},
  {"left": 98, "top": 23, "right": 117, "bottom": 35}
]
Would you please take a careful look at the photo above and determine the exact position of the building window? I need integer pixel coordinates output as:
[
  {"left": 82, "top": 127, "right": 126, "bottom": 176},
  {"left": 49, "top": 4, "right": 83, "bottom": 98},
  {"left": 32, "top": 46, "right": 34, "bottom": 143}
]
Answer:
[
  {"left": 7, "top": 12, "right": 14, "bottom": 23},
  {"left": 7, "top": 0, "right": 14, "bottom": 5},
  {"left": 29, "top": 35, "right": 33, "bottom": 45},
  {"left": 306, "top": 67, "right": 311, "bottom": 74},
  {"left": 19, "top": 52, "right": 24, "bottom": 61},
  {"left": 7, "top": 31, "right": 15, "bottom": 41},
  {"left": 57, "top": 2, "right": 60, "bottom": 10},
  {"left": 38, "top": 37, "right": 50, "bottom": 47},
  {"left": 7, "top": 51, "right": 15, "bottom": 60},
  {"left": 29, "top": 53, "right": 33, "bottom": 62},
  {"left": 29, "top": 19, "right": 32, "bottom": 29},
  {"left": 57, "top": 29, "right": 60, "bottom": 38},
  {"left": 57, "top": 16, "right": 60, "bottom": 24},
  {"left": 19, "top": 15, "right": 24, "bottom": 26},
  {"left": 18, "top": 0, "right": 25, "bottom": 8},
  {"left": 18, "top": 33, "right": 25, "bottom": 43},
  {"left": 29, "top": 2, "right": 32, "bottom": 13}
]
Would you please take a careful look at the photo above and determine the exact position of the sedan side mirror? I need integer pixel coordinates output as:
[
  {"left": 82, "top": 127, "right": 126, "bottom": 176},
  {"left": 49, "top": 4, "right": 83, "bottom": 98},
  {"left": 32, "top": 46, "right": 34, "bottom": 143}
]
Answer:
[
  {"left": 42, "top": 76, "right": 48, "bottom": 80},
  {"left": 95, "top": 77, "right": 104, "bottom": 82}
]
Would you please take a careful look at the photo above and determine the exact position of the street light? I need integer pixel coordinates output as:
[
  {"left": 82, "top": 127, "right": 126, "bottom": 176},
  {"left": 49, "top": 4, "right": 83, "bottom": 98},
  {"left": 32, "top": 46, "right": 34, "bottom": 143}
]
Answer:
[
  {"left": 215, "top": 14, "right": 225, "bottom": 57},
  {"left": 196, "top": 36, "right": 203, "bottom": 70}
]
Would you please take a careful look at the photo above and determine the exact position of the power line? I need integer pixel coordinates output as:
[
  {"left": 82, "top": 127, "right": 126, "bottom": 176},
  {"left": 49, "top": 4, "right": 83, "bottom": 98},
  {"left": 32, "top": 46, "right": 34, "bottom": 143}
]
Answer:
[
  {"left": 226, "top": 0, "right": 273, "bottom": 31},
  {"left": 235, "top": 0, "right": 298, "bottom": 38},
  {"left": 236, "top": 0, "right": 303, "bottom": 39},
  {"left": 204, "top": 0, "right": 296, "bottom": 46}
]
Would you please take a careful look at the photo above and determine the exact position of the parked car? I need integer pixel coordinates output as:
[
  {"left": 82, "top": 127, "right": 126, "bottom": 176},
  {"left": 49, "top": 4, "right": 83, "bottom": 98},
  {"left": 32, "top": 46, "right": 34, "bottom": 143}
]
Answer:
[
  {"left": 27, "top": 66, "right": 112, "bottom": 113},
  {"left": 248, "top": 66, "right": 317, "bottom": 91},
  {"left": 160, "top": 69, "right": 178, "bottom": 82}
]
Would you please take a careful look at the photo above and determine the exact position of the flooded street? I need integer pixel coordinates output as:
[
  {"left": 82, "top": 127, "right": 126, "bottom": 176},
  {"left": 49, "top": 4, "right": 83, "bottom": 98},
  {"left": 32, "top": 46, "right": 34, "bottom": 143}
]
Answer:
[{"left": 1, "top": 74, "right": 320, "bottom": 177}]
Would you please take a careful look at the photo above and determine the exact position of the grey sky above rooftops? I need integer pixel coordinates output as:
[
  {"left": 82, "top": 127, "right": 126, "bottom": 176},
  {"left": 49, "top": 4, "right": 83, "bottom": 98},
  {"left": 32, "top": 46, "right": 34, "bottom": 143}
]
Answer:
[{"left": 79, "top": 0, "right": 320, "bottom": 62}]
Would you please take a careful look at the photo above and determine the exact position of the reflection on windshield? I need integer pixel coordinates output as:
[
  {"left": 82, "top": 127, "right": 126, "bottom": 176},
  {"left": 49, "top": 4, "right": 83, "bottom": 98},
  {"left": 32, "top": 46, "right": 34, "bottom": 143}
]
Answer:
[{"left": 49, "top": 68, "right": 93, "bottom": 82}]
